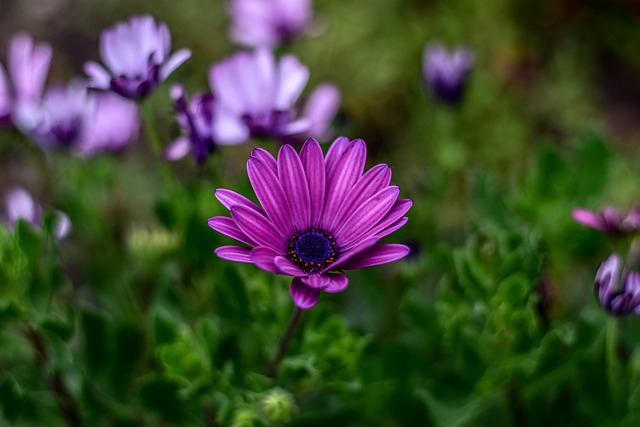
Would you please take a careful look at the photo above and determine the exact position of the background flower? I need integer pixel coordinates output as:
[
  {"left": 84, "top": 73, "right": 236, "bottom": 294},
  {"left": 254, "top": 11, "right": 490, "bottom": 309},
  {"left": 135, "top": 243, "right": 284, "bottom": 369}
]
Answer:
[
  {"left": 595, "top": 254, "right": 640, "bottom": 316},
  {"left": 422, "top": 43, "right": 474, "bottom": 105},
  {"left": 3, "top": 186, "right": 70, "bottom": 239}
]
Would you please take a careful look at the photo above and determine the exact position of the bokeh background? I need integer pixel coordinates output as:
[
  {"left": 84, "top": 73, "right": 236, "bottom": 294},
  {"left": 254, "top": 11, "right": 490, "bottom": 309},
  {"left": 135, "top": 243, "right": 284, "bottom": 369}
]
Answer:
[{"left": 2, "top": 0, "right": 640, "bottom": 425}]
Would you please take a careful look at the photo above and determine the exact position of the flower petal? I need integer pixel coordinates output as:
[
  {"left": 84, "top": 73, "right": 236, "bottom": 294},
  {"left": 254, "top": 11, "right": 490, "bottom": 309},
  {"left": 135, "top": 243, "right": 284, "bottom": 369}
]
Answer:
[
  {"left": 251, "top": 147, "right": 278, "bottom": 173},
  {"left": 329, "top": 237, "right": 380, "bottom": 270},
  {"left": 299, "top": 138, "right": 326, "bottom": 228},
  {"left": 230, "top": 205, "right": 287, "bottom": 251},
  {"left": 329, "top": 163, "right": 392, "bottom": 230},
  {"left": 300, "top": 274, "right": 331, "bottom": 289},
  {"left": 215, "top": 245, "right": 253, "bottom": 263},
  {"left": 215, "top": 188, "right": 264, "bottom": 214},
  {"left": 324, "top": 273, "right": 349, "bottom": 293},
  {"left": 321, "top": 139, "right": 367, "bottom": 227},
  {"left": 247, "top": 155, "right": 294, "bottom": 238},
  {"left": 339, "top": 244, "right": 410, "bottom": 270},
  {"left": 160, "top": 48, "right": 191, "bottom": 80},
  {"left": 278, "top": 144, "right": 310, "bottom": 230},
  {"left": 84, "top": 61, "right": 112, "bottom": 90},
  {"left": 164, "top": 136, "right": 191, "bottom": 161},
  {"left": 274, "top": 256, "right": 305, "bottom": 276},
  {"left": 334, "top": 186, "right": 399, "bottom": 246},
  {"left": 303, "top": 83, "right": 340, "bottom": 139},
  {"left": 324, "top": 136, "right": 350, "bottom": 174},
  {"left": 290, "top": 277, "right": 320, "bottom": 309},
  {"left": 274, "top": 54, "right": 309, "bottom": 110},
  {"left": 208, "top": 216, "right": 257, "bottom": 246},
  {"left": 251, "top": 246, "right": 280, "bottom": 273}
]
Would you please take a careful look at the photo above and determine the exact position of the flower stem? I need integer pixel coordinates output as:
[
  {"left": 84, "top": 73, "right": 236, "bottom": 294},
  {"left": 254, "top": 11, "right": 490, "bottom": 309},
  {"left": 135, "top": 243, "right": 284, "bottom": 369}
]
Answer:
[
  {"left": 267, "top": 307, "right": 303, "bottom": 378},
  {"left": 141, "top": 101, "right": 163, "bottom": 156},
  {"left": 606, "top": 317, "right": 623, "bottom": 416}
]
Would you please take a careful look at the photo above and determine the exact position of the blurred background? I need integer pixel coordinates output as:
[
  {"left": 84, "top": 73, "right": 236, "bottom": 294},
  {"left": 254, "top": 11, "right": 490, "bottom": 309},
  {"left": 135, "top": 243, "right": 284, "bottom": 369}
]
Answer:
[{"left": 2, "top": 0, "right": 640, "bottom": 426}]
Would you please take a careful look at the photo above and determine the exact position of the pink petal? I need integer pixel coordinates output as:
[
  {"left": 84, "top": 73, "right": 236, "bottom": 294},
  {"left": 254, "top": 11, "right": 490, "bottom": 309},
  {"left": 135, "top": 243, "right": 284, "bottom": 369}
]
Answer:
[
  {"left": 339, "top": 244, "right": 410, "bottom": 270},
  {"left": 215, "top": 245, "right": 253, "bottom": 263},
  {"left": 290, "top": 277, "right": 320, "bottom": 309},
  {"left": 334, "top": 186, "right": 399, "bottom": 246},
  {"left": 274, "top": 256, "right": 306, "bottom": 276},
  {"left": 215, "top": 188, "right": 264, "bottom": 214},
  {"left": 299, "top": 138, "right": 326, "bottom": 228},
  {"left": 247, "top": 155, "right": 294, "bottom": 238},
  {"left": 321, "top": 139, "right": 367, "bottom": 228},
  {"left": 571, "top": 208, "right": 603, "bottom": 232},
  {"left": 324, "top": 135, "right": 350, "bottom": 174},
  {"left": 250, "top": 147, "right": 278, "bottom": 173},
  {"left": 278, "top": 144, "right": 310, "bottom": 231},
  {"left": 208, "top": 216, "right": 257, "bottom": 246},
  {"left": 324, "top": 273, "right": 349, "bottom": 293},
  {"left": 164, "top": 137, "right": 191, "bottom": 161},
  {"left": 300, "top": 274, "right": 331, "bottom": 289},
  {"left": 251, "top": 246, "right": 281, "bottom": 273},
  {"left": 231, "top": 205, "right": 287, "bottom": 252}
]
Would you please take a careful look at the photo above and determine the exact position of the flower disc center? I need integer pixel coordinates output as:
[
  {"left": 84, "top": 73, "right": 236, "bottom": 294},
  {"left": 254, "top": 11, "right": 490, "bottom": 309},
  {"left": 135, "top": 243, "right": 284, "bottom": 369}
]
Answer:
[{"left": 287, "top": 229, "right": 337, "bottom": 273}]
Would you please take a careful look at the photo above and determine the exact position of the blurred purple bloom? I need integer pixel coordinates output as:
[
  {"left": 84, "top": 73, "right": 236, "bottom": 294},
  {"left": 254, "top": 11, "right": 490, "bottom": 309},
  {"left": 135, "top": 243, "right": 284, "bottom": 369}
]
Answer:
[
  {"left": 19, "top": 80, "right": 139, "bottom": 155},
  {"left": 572, "top": 205, "right": 640, "bottom": 236},
  {"left": 4, "top": 186, "right": 70, "bottom": 240},
  {"left": 228, "top": 0, "right": 312, "bottom": 48},
  {"left": 165, "top": 84, "right": 218, "bottom": 163},
  {"left": 422, "top": 43, "right": 474, "bottom": 105},
  {"left": 209, "top": 137, "right": 411, "bottom": 309},
  {"left": 595, "top": 254, "right": 640, "bottom": 316},
  {"left": 0, "top": 33, "right": 52, "bottom": 126},
  {"left": 209, "top": 48, "right": 340, "bottom": 145},
  {"left": 84, "top": 15, "right": 191, "bottom": 100}
]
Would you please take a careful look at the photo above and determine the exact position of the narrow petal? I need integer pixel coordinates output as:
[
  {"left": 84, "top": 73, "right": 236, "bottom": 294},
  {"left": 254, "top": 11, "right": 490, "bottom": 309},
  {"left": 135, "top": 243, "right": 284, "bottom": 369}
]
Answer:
[
  {"left": 84, "top": 61, "right": 112, "bottom": 89},
  {"left": 324, "top": 136, "right": 350, "bottom": 174},
  {"left": 159, "top": 48, "right": 191, "bottom": 80},
  {"left": 321, "top": 139, "right": 367, "bottom": 227},
  {"left": 53, "top": 211, "right": 71, "bottom": 240},
  {"left": 164, "top": 137, "right": 191, "bottom": 161},
  {"left": 330, "top": 164, "right": 392, "bottom": 230},
  {"left": 329, "top": 237, "right": 380, "bottom": 270},
  {"left": 274, "top": 257, "right": 306, "bottom": 276},
  {"left": 212, "top": 105, "right": 250, "bottom": 144},
  {"left": 208, "top": 216, "right": 257, "bottom": 246},
  {"left": 334, "top": 186, "right": 399, "bottom": 246},
  {"left": 301, "top": 274, "right": 331, "bottom": 290},
  {"left": 278, "top": 144, "right": 310, "bottom": 230},
  {"left": 572, "top": 208, "right": 604, "bottom": 232},
  {"left": 324, "top": 273, "right": 349, "bottom": 293},
  {"left": 250, "top": 147, "right": 277, "bottom": 173},
  {"left": 290, "top": 277, "right": 320, "bottom": 309},
  {"left": 215, "top": 188, "right": 263, "bottom": 214},
  {"left": 247, "top": 156, "right": 294, "bottom": 238},
  {"left": 299, "top": 138, "right": 326, "bottom": 228},
  {"left": 250, "top": 246, "right": 280, "bottom": 273},
  {"left": 351, "top": 199, "right": 412, "bottom": 247},
  {"left": 303, "top": 83, "right": 341, "bottom": 139},
  {"left": 231, "top": 205, "right": 287, "bottom": 251},
  {"left": 215, "top": 245, "right": 253, "bottom": 263},
  {"left": 274, "top": 54, "right": 309, "bottom": 110},
  {"left": 339, "top": 244, "right": 410, "bottom": 270}
]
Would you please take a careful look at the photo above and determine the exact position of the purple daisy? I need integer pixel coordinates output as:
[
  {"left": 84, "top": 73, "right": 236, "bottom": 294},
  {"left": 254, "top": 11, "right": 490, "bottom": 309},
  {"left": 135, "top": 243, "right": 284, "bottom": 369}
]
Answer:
[
  {"left": 422, "top": 43, "right": 474, "bottom": 105},
  {"left": 228, "top": 0, "right": 312, "bottom": 48},
  {"left": 595, "top": 254, "right": 640, "bottom": 316},
  {"left": 209, "top": 48, "right": 340, "bottom": 145},
  {"left": 572, "top": 205, "right": 640, "bottom": 237},
  {"left": 84, "top": 14, "right": 191, "bottom": 100},
  {"left": 209, "top": 137, "right": 411, "bottom": 309},
  {"left": 0, "top": 33, "right": 52, "bottom": 126},
  {"left": 4, "top": 186, "right": 71, "bottom": 240}
]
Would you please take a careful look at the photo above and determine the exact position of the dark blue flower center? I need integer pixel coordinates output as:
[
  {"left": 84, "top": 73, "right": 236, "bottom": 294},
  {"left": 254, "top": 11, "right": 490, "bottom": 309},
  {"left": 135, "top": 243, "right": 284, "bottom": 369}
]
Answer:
[{"left": 287, "top": 229, "right": 337, "bottom": 273}]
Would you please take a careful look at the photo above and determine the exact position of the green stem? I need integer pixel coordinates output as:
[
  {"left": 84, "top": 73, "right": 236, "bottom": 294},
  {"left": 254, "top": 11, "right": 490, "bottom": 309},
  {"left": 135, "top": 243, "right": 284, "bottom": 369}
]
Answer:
[
  {"left": 141, "top": 101, "right": 163, "bottom": 156},
  {"left": 606, "top": 318, "right": 623, "bottom": 416},
  {"left": 267, "top": 307, "right": 303, "bottom": 379}
]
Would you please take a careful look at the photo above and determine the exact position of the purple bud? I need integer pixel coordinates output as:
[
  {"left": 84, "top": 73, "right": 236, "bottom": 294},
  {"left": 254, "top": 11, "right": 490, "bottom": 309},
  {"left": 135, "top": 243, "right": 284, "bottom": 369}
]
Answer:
[
  {"left": 423, "top": 43, "right": 474, "bottom": 105},
  {"left": 595, "top": 254, "right": 640, "bottom": 316}
]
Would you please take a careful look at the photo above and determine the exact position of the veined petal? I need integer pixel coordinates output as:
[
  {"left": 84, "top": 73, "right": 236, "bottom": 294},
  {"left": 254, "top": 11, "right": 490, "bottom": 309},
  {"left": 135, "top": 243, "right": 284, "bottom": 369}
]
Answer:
[
  {"left": 247, "top": 155, "right": 294, "bottom": 237},
  {"left": 290, "top": 277, "right": 320, "bottom": 309},
  {"left": 324, "top": 272, "right": 349, "bottom": 293},
  {"left": 215, "top": 188, "right": 264, "bottom": 214},
  {"left": 251, "top": 246, "right": 280, "bottom": 273},
  {"left": 324, "top": 136, "right": 350, "bottom": 174},
  {"left": 300, "top": 274, "right": 331, "bottom": 289},
  {"left": 329, "top": 237, "right": 380, "bottom": 270},
  {"left": 208, "top": 216, "right": 257, "bottom": 246},
  {"left": 299, "top": 138, "right": 326, "bottom": 228},
  {"left": 339, "top": 244, "right": 410, "bottom": 270},
  {"left": 321, "top": 139, "right": 367, "bottom": 227},
  {"left": 231, "top": 205, "right": 287, "bottom": 251},
  {"left": 215, "top": 245, "right": 253, "bottom": 263},
  {"left": 250, "top": 147, "right": 278, "bottom": 173},
  {"left": 330, "top": 164, "right": 392, "bottom": 230},
  {"left": 278, "top": 144, "right": 310, "bottom": 230},
  {"left": 349, "top": 199, "right": 412, "bottom": 247},
  {"left": 335, "top": 186, "right": 399, "bottom": 246},
  {"left": 274, "top": 256, "right": 306, "bottom": 276}
]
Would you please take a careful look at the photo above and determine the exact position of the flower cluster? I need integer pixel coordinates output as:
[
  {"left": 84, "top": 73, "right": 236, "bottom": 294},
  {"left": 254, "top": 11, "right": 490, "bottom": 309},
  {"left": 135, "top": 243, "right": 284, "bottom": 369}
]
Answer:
[
  {"left": 209, "top": 137, "right": 411, "bottom": 309},
  {"left": 572, "top": 205, "right": 640, "bottom": 237}
]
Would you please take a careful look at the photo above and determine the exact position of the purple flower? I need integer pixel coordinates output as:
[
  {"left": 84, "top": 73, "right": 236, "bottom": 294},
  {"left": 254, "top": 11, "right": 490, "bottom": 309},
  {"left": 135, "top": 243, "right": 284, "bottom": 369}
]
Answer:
[
  {"left": 572, "top": 205, "right": 640, "bottom": 236},
  {"left": 84, "top": 15, "right": 191, "bottom": 100},
  {"left": 595, "top": 254, "right": 640, "bottom": 316},
  {"left": 209, "top": 137, "right": 411, "bottom": 309},
  {"left": 209, "top": 48, "right": 340, "bottom": 145},
  {"left": 422, "top": 43, "right": 474, "bottom": 105},
  {"left": 228, "top": 0, "right": 312, "bottom": 48},
  {"left": 0, "top": 33, "right": 52, "bottom": 126},
  {"left": 4, "top": 186, "right": 70, "bottom": 240},
  {"left": 164, "top": 84, "right": 217, "bottom": 163},
  {"left": 19, "top": 80, "right": 139, "bottom": 155}
]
